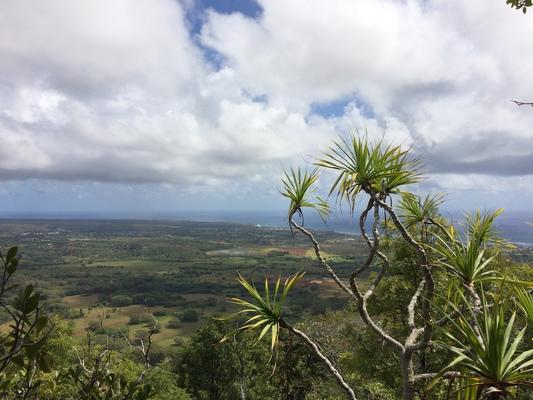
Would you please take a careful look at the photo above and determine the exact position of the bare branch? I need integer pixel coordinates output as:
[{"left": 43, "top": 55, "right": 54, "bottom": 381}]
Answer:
[
  {"left": 282, "top": 320, "right": 357, "bottom": 400},
  {"left": 408, "top": 279, "right": 426, "bottom": 329},
  {"left": 290, "top": 218, "right": 355, "bottom": 300},
  {"left": 512, "top": 100, "right": 533, "bottom": 107},
  {"left": 414, "top": 371, "right": 461, "bottom": 381},
  {"left": 351, "top": 204, "right": 404, "bottom": 351}
]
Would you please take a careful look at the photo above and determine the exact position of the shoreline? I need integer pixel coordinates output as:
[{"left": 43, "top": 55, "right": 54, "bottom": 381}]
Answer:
[{"left": 1, "top": 216, "right": 531, "bottom": 249}]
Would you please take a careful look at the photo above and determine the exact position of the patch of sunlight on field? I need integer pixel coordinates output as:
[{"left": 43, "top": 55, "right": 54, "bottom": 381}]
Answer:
[
  {"left": 63, "top": 294, "right": 100, "bottom": 308},
  {"left": 85, "top": 259, "right": 180, "bottom": 270}
]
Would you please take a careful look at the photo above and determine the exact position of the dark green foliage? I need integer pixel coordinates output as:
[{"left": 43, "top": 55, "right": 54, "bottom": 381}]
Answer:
[
  {"left": 128, "top": 314, "right": 153, "bottom": 325},
  {"left": 110, "top": 295, "right": 134, "bottom": 307},
  {"left": 62, "top": 364, "right": 155, "bottom": 400},
  {"left": 0, "top": 246, "right": 53, "bottom": 398},
  {"left": 143, "top": 364, "right": 191, "bottom": 400},
  {"left": 175, "top": 319, "right": 335, "bottom": 400},
  {"left": 175, "top": 320, "right": 246, "bottom": 400},
  {"left": 179, "top": 309, "right": 199, "bottom": 323},
  {"left": 166, "top": 319, "right": 181, "bottom": 329},
  {"left": 507, "top": 0, "right": 533, "bottom": 13}
]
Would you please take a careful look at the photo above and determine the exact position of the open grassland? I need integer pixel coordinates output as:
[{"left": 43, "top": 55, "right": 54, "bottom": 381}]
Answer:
[{"left": 0, "top": 219, "right": 372, "bottom": 347}]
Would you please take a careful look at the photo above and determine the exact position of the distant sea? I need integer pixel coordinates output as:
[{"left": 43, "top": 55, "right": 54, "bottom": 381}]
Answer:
[{"left": 2, "top": 209, "right": 533, "bottom": 247}]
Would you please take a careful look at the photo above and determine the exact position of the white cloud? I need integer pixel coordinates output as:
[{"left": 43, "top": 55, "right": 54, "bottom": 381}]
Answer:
[
  {"left": 0, "top": 0, "right": 338, "bottom": 189},
  {"left": 0, "top": 0, "right": 532, "bottom": 210},
  {"left": 200, "top": 0, "right": 533, "bottom": 195}
]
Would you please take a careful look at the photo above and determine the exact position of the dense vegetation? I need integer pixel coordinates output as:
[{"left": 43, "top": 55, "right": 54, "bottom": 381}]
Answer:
[
  {"left": 228, "top": 136, "right": 533, "bottom": 399},
  {"left": 0, "top": 137, "right": 532, "bottom": 399}
]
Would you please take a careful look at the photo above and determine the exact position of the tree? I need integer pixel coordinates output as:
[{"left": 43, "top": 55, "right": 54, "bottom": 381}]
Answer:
[
  {"left": 176, "top": 319, "right": 333, "bottom": 400},
  {"left": 229, "top": 135, "right": 533, "bottom": 400},
  {"left": 506, "top": 0, "right": 533, "bottom": 13},
  {"left": 180, "top": 309, "right": 199, "bottom": 323},
  {"left": 0, "top": 246, "right": 53, "bottom": 399},
  {"left": 175, "top": 320, "right": 244, "bottom": 400},
  {"left": 0, "top": 245, "right": 159, "bottom": 400}
]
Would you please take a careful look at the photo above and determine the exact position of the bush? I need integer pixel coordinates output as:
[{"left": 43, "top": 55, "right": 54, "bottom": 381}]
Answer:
[
  {"left": 206, "top": 297, "right": 218, "bottom": 306},
  {"left": 166, "top": 319, "right": 182, "bottom": 329},
  {"left": 128, "top": 313, "right": 152, "bottom": 325},
  {"left": 180, "top": 309, "right": 199, "bottom": 323},
  {"left": 110, "top": 295, "right": 133, "bottom": 307}
]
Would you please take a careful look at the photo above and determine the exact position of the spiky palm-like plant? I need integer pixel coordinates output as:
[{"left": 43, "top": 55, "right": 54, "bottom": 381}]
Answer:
[
  {"left": 280, "top": 167, "right": 329, "bottom": 221},
  {"left": 515, "top": 287, "right": 533, "bottom": 327},
  {"left": 316, "top": 135, "right": 423, "bottom": 208},
  {"left": 398, "top": 192, "right": 445, "bottom": 229},
  {"left": 434, "top": 294, "right": 533, "bottom": 398},
  {"left": 464, "top": 209, "right": 504, "bottom": 247},
  {"left": 228, "top": 272, "right": 304, "bottom": 351},
  {"left": 434, "top": 232, "right": 496, "bottom": 286},
  {"left": 228, "top": 272, "right": 357, "bottom": 399}
]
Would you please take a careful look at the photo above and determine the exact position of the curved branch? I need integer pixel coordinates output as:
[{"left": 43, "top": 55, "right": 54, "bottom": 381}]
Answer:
[
  {"left": 356, "top": 199, "right": 389, "bottom": 275},
  {"left": 376, "top": 198, "right": 435, "bottom": 346},
  {"left": 512, "top": 100, "right": 533, "bottom": 107},
  {"left": 408, "top": 279, "right": 426, "bottom": 330},
  {"left": 414, "top": 371, "right": 461, "bottom": 381},
  {"left": 351, "top": 203, "right": 404, "bottom": 351},
  {"left": 282, "top": 320, "right": 357, "bottom": 400},
  {"left": 290, "top": 218, "right": 355, "bottom": 300}
]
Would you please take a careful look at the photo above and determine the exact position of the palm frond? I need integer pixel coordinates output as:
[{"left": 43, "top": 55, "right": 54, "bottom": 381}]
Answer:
[
  {"left": 433, "top": 233, "right": 497, "bottom": 285},
  {"left": 398, "top": 192, "right": 445, "bottom": 228},
  {"left": 316, "top": 135, "right": 423, "bottom": 209},
  {"left": 280, "top": 167, "right": 330, "bottom": 222},
  {"left": 226, "top": 271, "right": 305, "bottom": 351},
  {"left": 463, "top": 209, "right": 504, "bottom": 246},
  {"left": 515, "top": 287, "right": 533, "bottom": 327},
  {"left": 432, "top": 292, "right": 533, "bottom": 395}
]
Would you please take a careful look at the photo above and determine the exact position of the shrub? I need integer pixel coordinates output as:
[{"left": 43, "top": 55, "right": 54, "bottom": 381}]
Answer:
[
  {"left": 166, "top": 319, "right": 182, "bottom": 329},
  {"left": 180, "top": 309, "right": 199, "bottom": 323},
  {"left": 110, "top": 295, "right": 133, "bottom": 307}
]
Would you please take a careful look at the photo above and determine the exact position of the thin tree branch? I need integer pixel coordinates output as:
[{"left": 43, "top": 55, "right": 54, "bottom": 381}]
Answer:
[
  {"left": 512, "top": 100, "right": 533, "bottom": 107},
  {"left": 290, "top": 218, "right": 355, "bottom": 300},
  {"left": 414, "top": 371, "right": 461, "bottom": 381},
  {"left": 351, "top": 204, "right": 404, "bottom": 351},
  {"left": 408, "top": 279, "right": 426, "bottom": 330},
  {"left": 282, "top": 320, "right": 357, "bottom": 400}
]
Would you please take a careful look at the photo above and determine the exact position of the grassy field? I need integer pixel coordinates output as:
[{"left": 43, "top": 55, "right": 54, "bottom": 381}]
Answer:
[{"left": 0, "top": 219, "right": 369, "bottom": 347}]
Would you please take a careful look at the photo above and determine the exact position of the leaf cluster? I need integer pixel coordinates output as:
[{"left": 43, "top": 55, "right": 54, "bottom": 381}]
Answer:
[
  {"left": 228, "top": 272, "right": 305, "bottom": 351},
  {"left": 316, "top": 135, "right": 422, "bottom": 209},
  {"left": 435, "top": 293, "right": 533, "bottom": 395},
  {"left": 281, "top": 167, "right": 329, "bottom": 221},
  {"left": 507, "top": 0, "right": 533, "bottom": 13}
]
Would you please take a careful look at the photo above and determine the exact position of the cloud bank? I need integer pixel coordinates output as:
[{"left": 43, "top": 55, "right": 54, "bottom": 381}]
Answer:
[{"left": 0, "top": 0, "right": 532, "bottom": 208}]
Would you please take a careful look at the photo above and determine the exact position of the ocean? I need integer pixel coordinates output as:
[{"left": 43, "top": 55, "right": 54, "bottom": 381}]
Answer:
[{"left": 2, "top": 209, "right": 531, "bottom": 247}]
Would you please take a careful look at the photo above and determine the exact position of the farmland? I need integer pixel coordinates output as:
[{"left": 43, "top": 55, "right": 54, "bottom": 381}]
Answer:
[{"left": 0, "top": 219, "right": 368, "bottom": 347}]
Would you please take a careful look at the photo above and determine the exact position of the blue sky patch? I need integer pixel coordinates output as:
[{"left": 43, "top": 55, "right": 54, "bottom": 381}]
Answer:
[{"left": 310, "top": 95, "right": 375, "bottom": 119}]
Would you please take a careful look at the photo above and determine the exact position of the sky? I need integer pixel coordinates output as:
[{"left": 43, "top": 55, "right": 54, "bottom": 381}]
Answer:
[{"left": 0, "top": 0, "right": 533, "bottom": 217}]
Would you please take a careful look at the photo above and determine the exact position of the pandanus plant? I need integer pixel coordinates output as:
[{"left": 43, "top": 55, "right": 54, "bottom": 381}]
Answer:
[
  {"left": 433, "top": 233, "right": 497, "bottom": 286},
  {"left": 228, "top": 134, "right": 531, "bottom": 400},
  {"left": 228, "top": 272, "right": 305, "bottom": 351},
  {"left": 281, "top": 167, "right": 330, "bottom": 223},
  {"left": 397, "top": 192, "right": 445, "bottom": 230},
  {"left": 515, "top": 287, "right": 533, "bottom": 341},
  {"left": 316, "top": 135, "right": 423, "bottom": 208},
  {"left": 227, "top": 272, "right": 357, "bottom": 399},
  {"left": 433, "top": 292, "right": 533, "bottom": 399}
]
